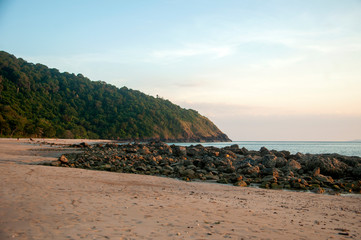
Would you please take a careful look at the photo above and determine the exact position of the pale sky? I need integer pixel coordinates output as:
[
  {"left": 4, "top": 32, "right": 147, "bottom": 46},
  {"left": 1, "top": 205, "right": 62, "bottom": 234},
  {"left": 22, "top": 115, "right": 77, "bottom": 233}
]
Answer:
[{"left": 1, "top": 0, "right": 361, "bottom": 141}]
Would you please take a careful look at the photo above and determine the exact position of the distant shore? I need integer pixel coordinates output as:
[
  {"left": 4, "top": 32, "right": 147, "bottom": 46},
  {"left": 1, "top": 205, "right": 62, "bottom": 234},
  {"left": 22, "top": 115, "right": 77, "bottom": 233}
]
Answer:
[{"left": 0, "top": 138, "right": 360, "bottom": 239}]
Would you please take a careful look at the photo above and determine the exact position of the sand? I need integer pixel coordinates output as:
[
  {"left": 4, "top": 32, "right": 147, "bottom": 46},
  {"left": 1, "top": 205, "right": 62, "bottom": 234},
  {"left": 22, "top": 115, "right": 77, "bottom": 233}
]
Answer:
[{"left": 0, "top": 138, "right": 360, "bottom": 239}]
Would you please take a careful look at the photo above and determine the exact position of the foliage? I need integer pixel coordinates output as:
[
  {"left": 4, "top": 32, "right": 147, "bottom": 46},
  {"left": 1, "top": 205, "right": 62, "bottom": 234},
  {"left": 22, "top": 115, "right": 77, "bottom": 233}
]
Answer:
[{"left": 0, "top": 51, "right": 229, "bottom": 141}]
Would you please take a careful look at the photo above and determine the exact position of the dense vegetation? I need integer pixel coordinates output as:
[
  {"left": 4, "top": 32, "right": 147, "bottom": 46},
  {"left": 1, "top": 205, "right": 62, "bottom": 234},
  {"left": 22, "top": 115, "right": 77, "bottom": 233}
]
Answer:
[{"left": 0, "top": 51, "right": 230, "bottom": 141}]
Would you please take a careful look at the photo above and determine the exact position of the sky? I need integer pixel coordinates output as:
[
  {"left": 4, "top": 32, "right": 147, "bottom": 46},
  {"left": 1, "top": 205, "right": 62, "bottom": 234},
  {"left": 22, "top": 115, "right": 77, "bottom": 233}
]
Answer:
[{"left": 1, "top": 0, "right": 361, "bottom": 141}]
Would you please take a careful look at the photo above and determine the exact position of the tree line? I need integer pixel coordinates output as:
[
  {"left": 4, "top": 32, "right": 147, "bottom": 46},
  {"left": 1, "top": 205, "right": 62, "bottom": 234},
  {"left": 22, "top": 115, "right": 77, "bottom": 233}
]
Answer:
[{"left": 0, "top": 51, "right": 227, "bottom": 141}]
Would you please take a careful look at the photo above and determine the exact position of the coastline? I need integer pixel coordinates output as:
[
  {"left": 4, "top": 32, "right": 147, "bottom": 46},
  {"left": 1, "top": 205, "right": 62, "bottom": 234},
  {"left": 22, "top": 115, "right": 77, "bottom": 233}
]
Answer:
[{"left": 0, "top": 138, "right": 360, "bottom": 239}]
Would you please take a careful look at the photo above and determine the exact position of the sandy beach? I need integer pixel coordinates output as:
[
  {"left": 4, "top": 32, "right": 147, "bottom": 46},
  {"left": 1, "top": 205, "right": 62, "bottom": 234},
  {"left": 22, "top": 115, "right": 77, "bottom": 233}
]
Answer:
[{"left": 0, "top": 139, "right": 360, "bottom": 239}]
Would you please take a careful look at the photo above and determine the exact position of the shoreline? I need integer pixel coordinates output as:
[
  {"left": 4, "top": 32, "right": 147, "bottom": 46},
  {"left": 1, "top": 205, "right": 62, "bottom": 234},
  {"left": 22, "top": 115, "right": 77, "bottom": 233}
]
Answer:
[{"left": 1, "top": 139, "right": 360, "bottom": 239}]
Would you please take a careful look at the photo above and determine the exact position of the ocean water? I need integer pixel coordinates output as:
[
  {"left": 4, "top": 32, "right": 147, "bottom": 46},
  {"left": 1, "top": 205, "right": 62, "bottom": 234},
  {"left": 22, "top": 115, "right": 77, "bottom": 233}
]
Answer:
[{"left": 170, "top": 141, "right": 361, "bottom": 157}]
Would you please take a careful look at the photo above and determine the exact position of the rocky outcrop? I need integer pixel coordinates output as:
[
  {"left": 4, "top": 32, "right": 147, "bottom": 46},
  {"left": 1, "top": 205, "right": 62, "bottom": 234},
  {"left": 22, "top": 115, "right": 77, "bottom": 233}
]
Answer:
[{"left": 50, "top": 142, "right": 361, "bottom": 194}]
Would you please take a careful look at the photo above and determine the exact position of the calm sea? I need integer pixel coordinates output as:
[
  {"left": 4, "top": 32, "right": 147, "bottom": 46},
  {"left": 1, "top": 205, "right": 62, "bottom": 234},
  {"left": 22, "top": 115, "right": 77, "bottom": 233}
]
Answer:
[{"left": 170, "top": 141, "right": 361, "bottom": 157}]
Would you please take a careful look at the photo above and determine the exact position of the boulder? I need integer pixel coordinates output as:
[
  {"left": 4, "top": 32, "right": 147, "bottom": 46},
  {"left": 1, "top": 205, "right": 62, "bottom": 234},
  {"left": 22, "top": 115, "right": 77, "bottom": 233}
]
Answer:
[
  {"left": 172, "top": 146, "right": 187, "bottom": 156},
  {"left": 262, "top": 155, "right": 278, "bottom": 168},
  {"left": 51, "top": 160, "right": 61, "bottom": 166},
  {"left": 304, "top": 156, "right": 349, "bottom": 178},
  {"left": 315, "top": 174, "right": 334, "bottom": 185},
  {"left": 352, "top": 164, "right": 361, "bottom": 178},
  {"left": 239, "top": 166, "right": 260, "bottom": 177},
  {"left": 79, "top": 142, "right": 90, "bottom": 148},
  {"left": 186, "top": 147, "right": 199, "bottom": 156},
  {"left": 181, "top": 169, "right": 195, "bottom": 179},
  {"left": 260, "top": 147, "right": 272, "bottom": 156},
  {"left": 240, "top": 147, "right": 249, "bottom": 155},
  {"left": 312, "top": 186, "right": 325, "bottom": 194},
  {"left": 139, "top": 146, "right": 151, "bottom": 155},
  {"left": 261, "top": 168, "right": 279, "bottom": 178},
  {"left": 59, "top": 155, "right": 68, "bottom": 163},
  {"left": 234, "top": 180, "right": 247, "bottom": 187},
  {"left": 261, "top": 175, "right": 277, "bottom": 183},
  {"left": 287, "top": 159, "right": 302, "bottom": 171}
]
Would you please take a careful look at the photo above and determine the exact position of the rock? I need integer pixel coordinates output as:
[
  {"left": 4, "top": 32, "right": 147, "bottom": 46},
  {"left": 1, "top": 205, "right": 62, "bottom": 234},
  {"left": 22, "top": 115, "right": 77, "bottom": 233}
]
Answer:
[
  {"left": 273, "top": 150, "right": 291, "bottom": 158},
  {"left": 313, "top": 167, "right": 321, "bottom": 176},
  {"left": 237, "top": 162, "right": 252, "bottom": 169},
  {"left": 240, "top": 166, "right": 260, "bottom": 177},
  {"left": 48, "top": 142, "right": 361, "bottom": 194},
  {"left": 139, "top": 146, "right": 151, "bottom": 155},
  {"left": 229, "top": 144, "right": 240, "bottom": 149},
  {"left": 79, "top": 142, "right": 90, "bottom": 148},
  {"left": 240, "top": 147, "right": 248, "bottom": 155},
  {"left": 261, "top": 175, "right": 277, "bottom": 183},
  {"left": 304, "top": 156, "right": 349, "bottom": 178},
  {"left": 352, "top": 164, "right": 361, "bottom": 178},
  {"left": 275, "top": 157, "right": 287, "bottom": 168},
  {"left": 262, "top": 155, "right": 277, "bottom": 168},
  {"left": 182, "top": 169, "right": 195, "bottom": 179},
  {"left": 234, "top": 180, "right": 247, "bottom": 187},
  {"left": 172, "top": 146, "right": 187, "bottom": 156},
  {"left": 260, "top": 181, "right": 270, "bottom": 189},
  {"left": 164, "top": 165, "right": 174, "bottom": 172},
  {"left": 292, "top": 152, "right": 305, "bottom": 160},
  {"left": 260, "top": 147, "right": 271, "bottom": 156},
  {"left": 243, "top": 157, "right": 257, "bottom": 166},
  {"left": 312, "top": 186, "right": 325, "bottom": 194},
  {"left": 59, "top": 155, "right": 68, "bottom": 163},
  {"left": 271, "top": 182, "right": 282, "bottom": 189},
  {"left": 291, "top": 182, "right": 307, "bottom": 190},
  {"left": 100, "top": 164, "right": 112, "bottom": 171},
  {"left": 287, "top": 159, "right": 301, "bottom": 171},
  {"left": 315, "top": 174, "right": 334, "bottom": 185},
  {"left": 51, "top": 160, "right": 61, "bottom": 166},
  {"left": 261, "top": 168, "right": 279, "bottom": 178},
  {"left": 205, "top": 173, "right": 219, "bottom": 181},
  {"left": 187, "top": 147, "right": 199, "bottom": 156}
]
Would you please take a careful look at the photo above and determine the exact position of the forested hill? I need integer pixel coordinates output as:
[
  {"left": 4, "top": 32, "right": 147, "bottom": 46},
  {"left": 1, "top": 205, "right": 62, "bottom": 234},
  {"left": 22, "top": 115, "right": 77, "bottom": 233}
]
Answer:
[{"left": 0, "top": 51, "right": 231, "bottom": 142}]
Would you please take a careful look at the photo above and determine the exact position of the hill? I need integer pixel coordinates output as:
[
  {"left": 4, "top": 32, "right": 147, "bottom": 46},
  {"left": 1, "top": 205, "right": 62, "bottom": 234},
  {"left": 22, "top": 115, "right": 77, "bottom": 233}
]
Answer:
[{"left": 0, "top": 51, "right": 230, "bottom": 142}]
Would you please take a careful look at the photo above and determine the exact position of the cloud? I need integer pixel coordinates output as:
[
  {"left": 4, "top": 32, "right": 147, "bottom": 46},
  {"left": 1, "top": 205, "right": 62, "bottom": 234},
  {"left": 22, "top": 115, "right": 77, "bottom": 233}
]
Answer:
[
  {"left": 176, "top": 101, "right": 273, "bottom": 117},
  {"left": 173, "top": 81, "right": 206, "bottom": 88},
  {"left": 151, "top": 44, "right": 234, "bottom": 61}
]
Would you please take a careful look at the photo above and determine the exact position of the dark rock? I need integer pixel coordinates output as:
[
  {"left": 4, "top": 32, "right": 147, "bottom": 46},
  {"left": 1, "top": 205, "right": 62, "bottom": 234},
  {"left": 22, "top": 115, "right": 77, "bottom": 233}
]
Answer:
[
  {"left": 261, "top": 168, "right": 279, "bottom": 178},
  {"left": 270, "top": 182, "right": 282, "bottom": 189},
  {"left": 352, "top": 164, "right": 361, "bottom": 178},
  {"left": 172, "top": 146, "right": 187, "bottom": 156},
  {"left": 187, "top": 147, "right": 199, "bottom": 156},
  {"left": 312, "top": 186, "right": 325, "bottom": 194},
  {"left": 239, "top": 166, "right": 260, "bottom": 177},
  {"left": 262, "top": 155, "right": 277, "bottom": 168},
  {"left": 314, "top": 174, "right": 334, "bottom": 185},
  {"left": 59, "top": 155, "right": 68, "bottom": 163},
  {"left": 287, "top": 160, "right": 302, "bottom": 171},
  {"left": 79, "top": 142, "right": 90, "bottom": 148},
  {"left": 51, "top": 160, "right": 61, "bottom": 166},
  {"left": 313, "top": 167, "right": 321, "bottom": 176},
  {"left": 260, "top": 147, "right": 271, "bottom": 156},
  {"left": 261, "top": 175, "right": 277, "bottom": 183},
  {"left": 49, "top": 141, "right": 361, "bottom": 194},
  {"left": 240, "top": 147, "right": 248, "bottom": 155},
  {"left": 234, "top": 180, "right": 247, "bottom": 187},
  {"left": 303, "top": 156, "right": 349, "bottom": 178}
]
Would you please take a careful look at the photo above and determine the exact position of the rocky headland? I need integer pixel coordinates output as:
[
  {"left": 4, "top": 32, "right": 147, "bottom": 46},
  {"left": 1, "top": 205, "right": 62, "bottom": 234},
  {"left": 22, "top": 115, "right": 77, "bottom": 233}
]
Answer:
[{"left": 51, "top": 142, "right": 361, "bottom": 194}]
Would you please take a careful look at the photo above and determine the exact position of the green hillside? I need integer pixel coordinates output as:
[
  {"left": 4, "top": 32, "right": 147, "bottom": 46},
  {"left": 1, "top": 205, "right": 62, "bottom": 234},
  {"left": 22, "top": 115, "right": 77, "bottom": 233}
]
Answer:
[{"left": 0, "top": 51, "right": 230, "bottom": 142}]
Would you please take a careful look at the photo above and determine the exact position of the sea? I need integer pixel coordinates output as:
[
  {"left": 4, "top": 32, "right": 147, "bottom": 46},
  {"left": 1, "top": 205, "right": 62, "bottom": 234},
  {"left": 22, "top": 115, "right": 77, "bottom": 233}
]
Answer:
[{"left": 170, "top": 141, "right": 361, "bottom": 157}]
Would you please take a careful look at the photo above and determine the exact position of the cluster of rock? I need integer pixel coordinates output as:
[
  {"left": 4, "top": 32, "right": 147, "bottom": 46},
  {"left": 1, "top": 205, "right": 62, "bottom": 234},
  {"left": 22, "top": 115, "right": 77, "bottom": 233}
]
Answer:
[{"left": 51, "top": 142, "right": 361, "bottom": 194}]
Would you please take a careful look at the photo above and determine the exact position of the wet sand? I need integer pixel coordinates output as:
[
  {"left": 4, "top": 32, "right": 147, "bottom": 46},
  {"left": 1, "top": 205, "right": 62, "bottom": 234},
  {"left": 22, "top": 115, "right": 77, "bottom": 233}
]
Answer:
[{"left": 0, "top": 138, "right": 360, "bottom": 239}]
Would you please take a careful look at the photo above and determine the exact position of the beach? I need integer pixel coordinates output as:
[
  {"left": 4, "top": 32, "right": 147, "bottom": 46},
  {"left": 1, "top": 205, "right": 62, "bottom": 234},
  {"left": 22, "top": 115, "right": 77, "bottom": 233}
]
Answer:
[{"left": 0, "top": 138, "right": 360, "bottom": 239}]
